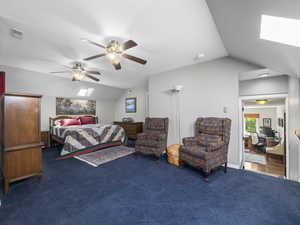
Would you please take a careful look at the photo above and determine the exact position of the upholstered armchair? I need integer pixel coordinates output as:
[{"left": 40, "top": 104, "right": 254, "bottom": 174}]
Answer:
[
  {"left": 135, "top": 117, "right": 169, "bottom": 158},
  {"left": 180, "top": 117, "right": 231, "bottom": 181}
]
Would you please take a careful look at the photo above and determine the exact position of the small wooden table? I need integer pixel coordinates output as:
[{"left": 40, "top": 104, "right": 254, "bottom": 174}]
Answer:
[
  {"left": 244, "top": 136, "right": 252, "bottom": 149},
  {"left": 167, "top": 144, "right": 183, "bottom": 167},
  {"left": 113, "top": 122, "right": 143, "bottom": 140},
  {"left": 41, "top": 131, "right": 49, "bottom": 148}
]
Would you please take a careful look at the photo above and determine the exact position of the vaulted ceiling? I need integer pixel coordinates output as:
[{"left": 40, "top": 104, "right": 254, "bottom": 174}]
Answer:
[
  {"left": 207, "top": 0, "right": 300, "bottom": 77},
  {"left": 0, "top": 0, "right": 227, "bottom": 88}
]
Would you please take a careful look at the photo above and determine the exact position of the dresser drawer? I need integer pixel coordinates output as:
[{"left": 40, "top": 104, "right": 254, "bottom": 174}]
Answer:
[
  {"left": 113, "top": 122, "right": 143, "bottom": 140},
  {"left": 4, "top": 147, "right": 42, "bottom": 181}
]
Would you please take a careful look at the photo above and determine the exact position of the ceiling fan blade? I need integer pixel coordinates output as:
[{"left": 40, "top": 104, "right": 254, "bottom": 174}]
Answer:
[
  {"left": 122, "top": 53, "right": 147, "bottom": 65},
  {"left": 84, "top": 53, "right": 106, "bottom": 61},
  {"left": 85, "top": 70, "right": 101, "bottom": 75},
  {"left": 85, "top": 74, "right": 100, "bottom": 82},
  {"left": 50, "top": 71, "right": 70, "bottom": 74},
  {"left": 86, "top": 40, "right": 106, "bottom": 49},
  {"left": 122, "top": 40, "right": 137, "bottom": 51},
  {"left": 112, "top": 62, "right": 121, "bottom": 70}
]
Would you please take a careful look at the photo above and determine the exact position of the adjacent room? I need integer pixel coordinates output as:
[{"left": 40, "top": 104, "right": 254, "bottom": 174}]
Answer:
[
  {"left": 243, "top": 98, "right": 286, "bottom": 177},
  {"left": 0, "top": 1, "right": 300, "bottom": 225}
]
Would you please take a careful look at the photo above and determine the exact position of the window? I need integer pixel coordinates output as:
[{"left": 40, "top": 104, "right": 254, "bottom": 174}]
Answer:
[
  {"left": 245, "top": 118, "right": 257, "bottom": 133},
  {"left": 77, "top": 88, "right": 94, "bottom": 97},
  {"left": 260, "top": 15, "right": 300, "bottom": 48}
]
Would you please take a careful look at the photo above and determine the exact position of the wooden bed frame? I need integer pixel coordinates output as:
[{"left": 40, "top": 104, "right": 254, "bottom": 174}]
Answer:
[{"left": 49, "top": 115, "right": 99, "bottom": 147}]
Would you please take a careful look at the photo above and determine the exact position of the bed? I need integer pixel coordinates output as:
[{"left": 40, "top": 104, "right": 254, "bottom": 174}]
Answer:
[{"left": 49, "top": 115, "right": 127, "bottom": 159}]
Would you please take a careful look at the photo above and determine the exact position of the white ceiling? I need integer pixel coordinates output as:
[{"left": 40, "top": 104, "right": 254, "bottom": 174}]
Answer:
[
  {"left": 207, "top": 0, "right": 300, "bottom": 77},
  {"left": 0, "top": 0, "right": 227, "bottom": 88}
]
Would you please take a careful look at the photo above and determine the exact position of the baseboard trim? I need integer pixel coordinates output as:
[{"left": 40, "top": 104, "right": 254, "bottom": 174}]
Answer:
[{"left": 228, "top": 163, "right": 240, "bottom": 169}]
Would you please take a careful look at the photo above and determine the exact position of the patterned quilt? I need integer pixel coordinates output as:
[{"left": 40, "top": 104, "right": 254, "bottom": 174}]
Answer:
[{"left": 57, "top": 124, "right": 126, "bottom": 158}]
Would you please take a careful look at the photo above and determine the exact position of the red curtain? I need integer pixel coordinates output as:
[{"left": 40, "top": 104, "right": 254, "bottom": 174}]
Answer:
[{"left": 0, "top": 72, "right": 5, "bottom": 95}]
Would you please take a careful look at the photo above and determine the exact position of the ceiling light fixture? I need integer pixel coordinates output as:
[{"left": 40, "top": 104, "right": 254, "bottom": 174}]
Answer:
[
  {"left": 80, "top": 38, "right": 88, "bottom": 42},
  {"left": 73, "top": 70, "right": 85, "bottom": 81},
  {"left": 197, "top": 53, "right": 205, "bottom": 58},
  {"left": 10, "top": 28, "right": 23, "bottom": 40},
  {"left": 258, "top": 73, "right": 269, "bottom": 78},
  {"left": 256, "top": 99, "right": 268, "bottom": 105},
  {"left": 194, "top": 53, "right": 205, "bottom": 61}
]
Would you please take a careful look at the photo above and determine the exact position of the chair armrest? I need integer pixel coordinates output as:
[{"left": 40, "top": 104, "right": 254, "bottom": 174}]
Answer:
[{"left": 183, "top": 137, "right": 198, "bottom": 146}]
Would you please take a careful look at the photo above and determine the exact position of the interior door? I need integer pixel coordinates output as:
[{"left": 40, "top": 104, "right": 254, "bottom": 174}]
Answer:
[
  {"left": 283, "top": 112, "right": 287, "bottom": 177},
  {"left": 241, "top": 104, "right": 246, "bottom": 169}
]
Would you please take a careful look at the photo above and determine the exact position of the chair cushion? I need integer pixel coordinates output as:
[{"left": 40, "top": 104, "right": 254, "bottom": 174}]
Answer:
[
  {"left": 197, "top": 134, "right": 224, "bottom": 151},
  {"left": 136, "top": 138, "right": 162, "bottom": 148},
  {"left": 180, "top": 146, "right": 208, "bottom": 159}
]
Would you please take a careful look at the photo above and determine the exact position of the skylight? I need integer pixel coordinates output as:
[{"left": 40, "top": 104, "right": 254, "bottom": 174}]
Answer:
[
  {"left": 260, "top": 15, "right": 300, "bottom": 48},
  {"left": 77, "top": 88, "right": 94, "bottom": 97}
]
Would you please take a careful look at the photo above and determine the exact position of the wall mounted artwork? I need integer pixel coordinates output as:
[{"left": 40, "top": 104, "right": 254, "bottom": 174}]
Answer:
[
  {"left": 125, "top": 97, "right": 137, "bottom": 113},
  {"left": 56, "top": 97, "right": 96, "bottom": 115},
  {"left": 278, "top": 118, "right": 284, "bottom": 127},
  {"left": 263, "top": 118, "right": 272, "bottom": 128}
]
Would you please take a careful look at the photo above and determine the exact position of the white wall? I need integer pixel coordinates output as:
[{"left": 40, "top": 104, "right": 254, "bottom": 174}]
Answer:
[
  {"left": 3, "top": 66, "right": 124, "bottom": 131},
  {"left": 288, "top": 76, "right": 300, "bottom": 181},
  {"left": 239, "top": 75, "right": 289, "bottom": 96},
  {"left": 114, "top": 85, "right": 148, "bottom": 122},
  {"left": 148, "top": 57, "right": 260, "bottom": 167}
]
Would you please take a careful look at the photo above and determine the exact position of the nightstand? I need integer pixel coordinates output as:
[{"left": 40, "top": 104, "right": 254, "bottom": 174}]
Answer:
[{"left": 41, "top": 131, "right": 49, "bottom": 148}]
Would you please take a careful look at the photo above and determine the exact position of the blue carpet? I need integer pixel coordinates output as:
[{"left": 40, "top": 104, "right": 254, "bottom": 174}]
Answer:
[{"left": 1, "top": 148, "right": 300, "bottom": 225}]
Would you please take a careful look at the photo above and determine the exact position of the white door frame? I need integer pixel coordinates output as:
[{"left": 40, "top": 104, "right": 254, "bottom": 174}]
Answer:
[{"left": 238, "top": 94, "right": 289, "bottom": 179}]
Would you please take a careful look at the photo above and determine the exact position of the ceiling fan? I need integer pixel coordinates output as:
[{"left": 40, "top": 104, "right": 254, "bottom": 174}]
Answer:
[
  {"left": 51, "top": 62, "right": 101, "bottom": 82},
  {"left": 82, "top": 39, "right": 147, "bottom": 70}
]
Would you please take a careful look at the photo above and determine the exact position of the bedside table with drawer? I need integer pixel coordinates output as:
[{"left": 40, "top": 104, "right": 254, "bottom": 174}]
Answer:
[
  {"left": 41, "top": 131, "right": 49, "bottom": 148},
  {"left": 113, "top": 122, "right": 143, "bottom": 140}
]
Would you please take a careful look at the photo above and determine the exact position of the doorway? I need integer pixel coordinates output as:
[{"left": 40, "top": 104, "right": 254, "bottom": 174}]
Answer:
[{"left": 239, "top": 95, "right": 288, "bottom": 178}]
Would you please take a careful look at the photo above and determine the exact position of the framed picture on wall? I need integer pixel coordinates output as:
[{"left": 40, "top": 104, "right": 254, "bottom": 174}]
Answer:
[
  {"left": 263, "top": 118, "right": 272, "bottom": 128},
  {"left": 125, "top": 97, "right": 137, "bottom": 113},
  {"left": 279, "top": 118, "right": 284, "bottom": 127},
  {"left": 278, "top": 118, "right": 282, "bottom": 127},
  {"left": 56, "top": 97, "right": 96, "bottom": 115}
]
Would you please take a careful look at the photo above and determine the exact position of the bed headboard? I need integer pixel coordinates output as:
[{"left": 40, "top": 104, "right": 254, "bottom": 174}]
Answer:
[{"left": 49, "top": 115, "right": 99, "bottom": 128}]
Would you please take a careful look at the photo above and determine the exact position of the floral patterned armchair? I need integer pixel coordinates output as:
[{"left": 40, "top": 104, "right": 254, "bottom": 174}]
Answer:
[
  {"left": 135, "top": 117, "right": 169, "bottom": 158},
  {"left": 180, "top": 117, "right": 231, "bottom": 181}
]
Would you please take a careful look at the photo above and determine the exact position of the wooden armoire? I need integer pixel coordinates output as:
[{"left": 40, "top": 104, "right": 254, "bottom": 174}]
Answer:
[{"left": 1, "top": 93, "right": 43, "bottom": 194}]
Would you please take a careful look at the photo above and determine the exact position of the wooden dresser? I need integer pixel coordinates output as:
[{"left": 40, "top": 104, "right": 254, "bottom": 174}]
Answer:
[
  {"left": 113, "top": 122, "right": 143, "bottom": 140},
  {"left": 0, "top": 93, "right": 43, "bottom": 194}
]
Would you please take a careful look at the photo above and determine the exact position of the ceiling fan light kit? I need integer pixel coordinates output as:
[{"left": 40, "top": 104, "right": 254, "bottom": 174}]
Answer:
[
  {"left": 51, "top": 62, "right": 101, "bottom": 82},
  {"left": 73, "top": 70, "right": 85, "bottom": 81},
  {"left": 52, "top": 38, "right": 147, "bottom": 82},
  {"left": 83, "top": 39, "right": 147, "bottom": 70}
]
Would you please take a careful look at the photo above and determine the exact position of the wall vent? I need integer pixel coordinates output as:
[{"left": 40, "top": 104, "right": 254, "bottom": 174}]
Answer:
[{"left": 10, "top": 28, "right": 23, "bottom": 40}]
